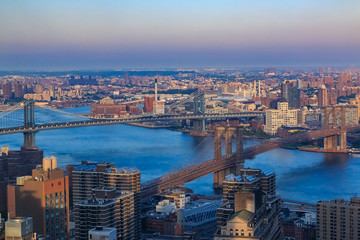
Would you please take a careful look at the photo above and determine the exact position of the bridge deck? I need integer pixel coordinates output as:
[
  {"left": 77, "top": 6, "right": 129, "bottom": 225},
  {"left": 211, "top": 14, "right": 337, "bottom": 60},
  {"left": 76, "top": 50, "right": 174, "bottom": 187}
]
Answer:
[{"left": 0, "top": 112, "right": 264, "bottom": 135}]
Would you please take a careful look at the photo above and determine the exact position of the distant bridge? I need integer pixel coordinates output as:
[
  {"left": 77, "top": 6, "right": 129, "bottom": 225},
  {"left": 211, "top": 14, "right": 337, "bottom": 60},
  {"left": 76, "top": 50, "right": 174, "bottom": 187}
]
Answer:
[
  {"left": 0, "top": 100, "right": 264, "bottom": 150},
  {"left": 0, "top": 111, "right": 264, "bottom": 136}
]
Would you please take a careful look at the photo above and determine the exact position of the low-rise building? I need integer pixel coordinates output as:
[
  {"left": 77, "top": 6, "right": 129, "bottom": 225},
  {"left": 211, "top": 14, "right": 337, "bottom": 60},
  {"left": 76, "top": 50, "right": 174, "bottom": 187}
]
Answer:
[
  {"left": 88, "top": 226, "right": 117, "bottom": 240},
  {"left": 156, "top": 200, "right": 176, "bottom": 214},
  {"left": 177, "top": 199, "right": 222, "bottom": 238},
  {"left": 5, "top": 217, "right": 33, "bottom": 240}
]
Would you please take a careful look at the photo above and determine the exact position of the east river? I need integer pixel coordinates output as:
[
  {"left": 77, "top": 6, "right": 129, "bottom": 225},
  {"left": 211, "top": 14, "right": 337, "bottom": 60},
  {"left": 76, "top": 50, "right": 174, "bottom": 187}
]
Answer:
[{"left": 1, "top": 106, "right": 360, "bottom": 203}]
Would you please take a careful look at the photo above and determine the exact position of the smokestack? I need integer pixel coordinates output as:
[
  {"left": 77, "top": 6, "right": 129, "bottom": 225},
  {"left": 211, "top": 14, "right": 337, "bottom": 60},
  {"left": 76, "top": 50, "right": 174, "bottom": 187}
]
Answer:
[
  {"left": 154, "top": 79, "right": 158, "bottom": 114},
  {"left": 253, "top": 80, "right": 256, "bottom": 97}
]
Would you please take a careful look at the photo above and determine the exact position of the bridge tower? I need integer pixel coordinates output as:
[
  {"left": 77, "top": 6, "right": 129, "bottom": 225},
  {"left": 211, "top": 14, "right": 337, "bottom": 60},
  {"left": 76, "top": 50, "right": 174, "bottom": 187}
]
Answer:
[
  {"left": 192, "top": 90, "right": 206, "bottom": 132},
  {"left": 21, "top": 100, "right": 38, "bottom": 150},
  {"left": 213, "top": 126, "right": 243, "bottom": 192},
  {"left": 323, "top": 106, "right": 347, "bottom": 151}
]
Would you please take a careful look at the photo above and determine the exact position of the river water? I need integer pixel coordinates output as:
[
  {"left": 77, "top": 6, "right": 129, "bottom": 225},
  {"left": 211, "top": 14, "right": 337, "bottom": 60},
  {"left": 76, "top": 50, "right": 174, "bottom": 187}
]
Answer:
[{"left": 1, "top": 106, "right": 360, "bottom": 203}]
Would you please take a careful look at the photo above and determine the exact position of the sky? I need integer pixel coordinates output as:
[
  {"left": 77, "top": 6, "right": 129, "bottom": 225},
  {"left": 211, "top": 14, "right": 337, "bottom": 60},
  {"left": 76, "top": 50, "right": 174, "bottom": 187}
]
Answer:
[{"left": 1, "top": 0, "right": 360, "bottom": 70}]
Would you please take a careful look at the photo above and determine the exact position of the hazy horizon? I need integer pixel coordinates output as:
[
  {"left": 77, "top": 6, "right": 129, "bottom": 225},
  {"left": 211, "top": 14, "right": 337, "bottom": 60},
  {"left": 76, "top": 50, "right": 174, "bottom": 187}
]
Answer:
[{"left": 1, "top": 0, "right": 360, "bottom": 70}]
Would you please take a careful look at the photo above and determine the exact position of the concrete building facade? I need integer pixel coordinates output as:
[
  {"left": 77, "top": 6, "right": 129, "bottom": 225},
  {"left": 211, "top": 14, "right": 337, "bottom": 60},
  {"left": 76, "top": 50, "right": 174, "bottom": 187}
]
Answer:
[
  {"left": 317, "top": 197, "right": 360, "bottom": 240},
  {"left": 5, "top": 217, "right": 33, "bottom": 240},
  {"left": 265, "top": 102, "right": 298, "bottom": 135},
  {"left": 74, "top": 187, "right": 135, "bottom": 240},
  {"left": 69, "top": 162, "right": 141, "bottom": 238}
]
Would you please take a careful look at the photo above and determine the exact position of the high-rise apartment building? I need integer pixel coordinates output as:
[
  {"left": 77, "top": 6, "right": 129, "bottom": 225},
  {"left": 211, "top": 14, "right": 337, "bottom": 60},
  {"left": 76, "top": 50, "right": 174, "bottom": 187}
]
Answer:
[
  {"left": 74, "top": 187, "right": 135, "bottom": 240},
  {"left": 13, "top": 82, "right": 23, "bottom": 98},
  {"left": 265, "top": 102, "right": 298, "bottom": 135},
  {"left": 317, "top": 197, "right": 360, "bottom": 240},
  {"left": 2, "top": 81, "right": 12, "bottom": 100},
  {"left": 69, "top": 162, "right": 141, "bottom": 238},
  {"left": 7, "top": 157, "right": 70, "bottom": 239},
  {"left": 318, "top": 85, "right": 328, "bottom": 107}
]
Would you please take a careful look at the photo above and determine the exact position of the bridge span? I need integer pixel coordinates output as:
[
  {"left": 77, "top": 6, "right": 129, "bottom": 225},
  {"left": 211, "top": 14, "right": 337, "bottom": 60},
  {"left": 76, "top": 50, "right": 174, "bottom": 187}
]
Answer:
[{"left": 140, "top": 125, "right": 360, "bottom": 199}]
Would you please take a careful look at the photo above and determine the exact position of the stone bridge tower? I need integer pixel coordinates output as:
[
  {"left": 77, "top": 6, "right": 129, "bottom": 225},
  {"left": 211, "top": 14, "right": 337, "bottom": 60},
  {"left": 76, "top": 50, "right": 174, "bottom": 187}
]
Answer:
[
  {"left": 213, "top": 126, "right": 243, "bottom": 192},
  {"left": 323, "top": 106, "right": 349, "bottom": 151}
]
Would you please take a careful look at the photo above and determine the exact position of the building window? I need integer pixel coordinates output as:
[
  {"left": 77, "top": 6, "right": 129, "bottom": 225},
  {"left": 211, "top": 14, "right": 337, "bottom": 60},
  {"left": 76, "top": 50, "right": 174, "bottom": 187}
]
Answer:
[
  {"left": 230, "top": 229, "right": 233, "bottom": 235},
  {"left": 235, "top": 229, "right": 239, "bottom": 236},
  {"left": 241, "top": 229, "right": 244, "bottom": 236}
]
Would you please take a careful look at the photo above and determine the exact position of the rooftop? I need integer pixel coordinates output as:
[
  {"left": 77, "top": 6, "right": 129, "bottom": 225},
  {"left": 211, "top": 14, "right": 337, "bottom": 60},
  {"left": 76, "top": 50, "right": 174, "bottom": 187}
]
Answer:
[
  {"left": 89, "top": 226, "right": 116, "bottom": 234},
  {"left": 224, "top": 173, "right": 259, "bottom": 183},
  {"left": 229, "top": 210, "right": 254, "bottom": 222}
]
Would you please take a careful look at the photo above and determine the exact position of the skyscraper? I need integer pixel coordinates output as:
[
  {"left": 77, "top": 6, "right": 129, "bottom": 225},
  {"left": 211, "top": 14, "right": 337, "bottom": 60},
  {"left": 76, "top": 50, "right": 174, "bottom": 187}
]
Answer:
[
  {"left": 7, "top": 157, "right": 70, "bottom": 239},
  {"left": 281, "top": 80, "right": 301, "bottom": 109}
]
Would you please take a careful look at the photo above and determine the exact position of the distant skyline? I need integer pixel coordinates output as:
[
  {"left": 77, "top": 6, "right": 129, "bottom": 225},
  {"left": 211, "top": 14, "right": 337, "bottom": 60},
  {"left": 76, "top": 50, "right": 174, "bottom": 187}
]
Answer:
[{"left": 1, "top": 0, "right": 360, "bottom": 70}]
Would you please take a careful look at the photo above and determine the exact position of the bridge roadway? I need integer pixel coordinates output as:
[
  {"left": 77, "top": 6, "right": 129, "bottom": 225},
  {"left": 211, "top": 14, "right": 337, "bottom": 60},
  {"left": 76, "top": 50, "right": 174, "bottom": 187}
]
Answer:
[
  {"left": 140, "top": 125, "right": 360, "bottom": 199},
  {"left": 0, "top": 112, "right": 264, "bottom": 135}
]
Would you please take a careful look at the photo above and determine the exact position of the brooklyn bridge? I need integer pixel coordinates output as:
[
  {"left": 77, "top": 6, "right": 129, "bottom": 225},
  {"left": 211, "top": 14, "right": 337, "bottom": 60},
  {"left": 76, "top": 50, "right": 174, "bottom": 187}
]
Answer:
[{"left": 0, "top": 100, "right": 358, "bottom": 200}]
